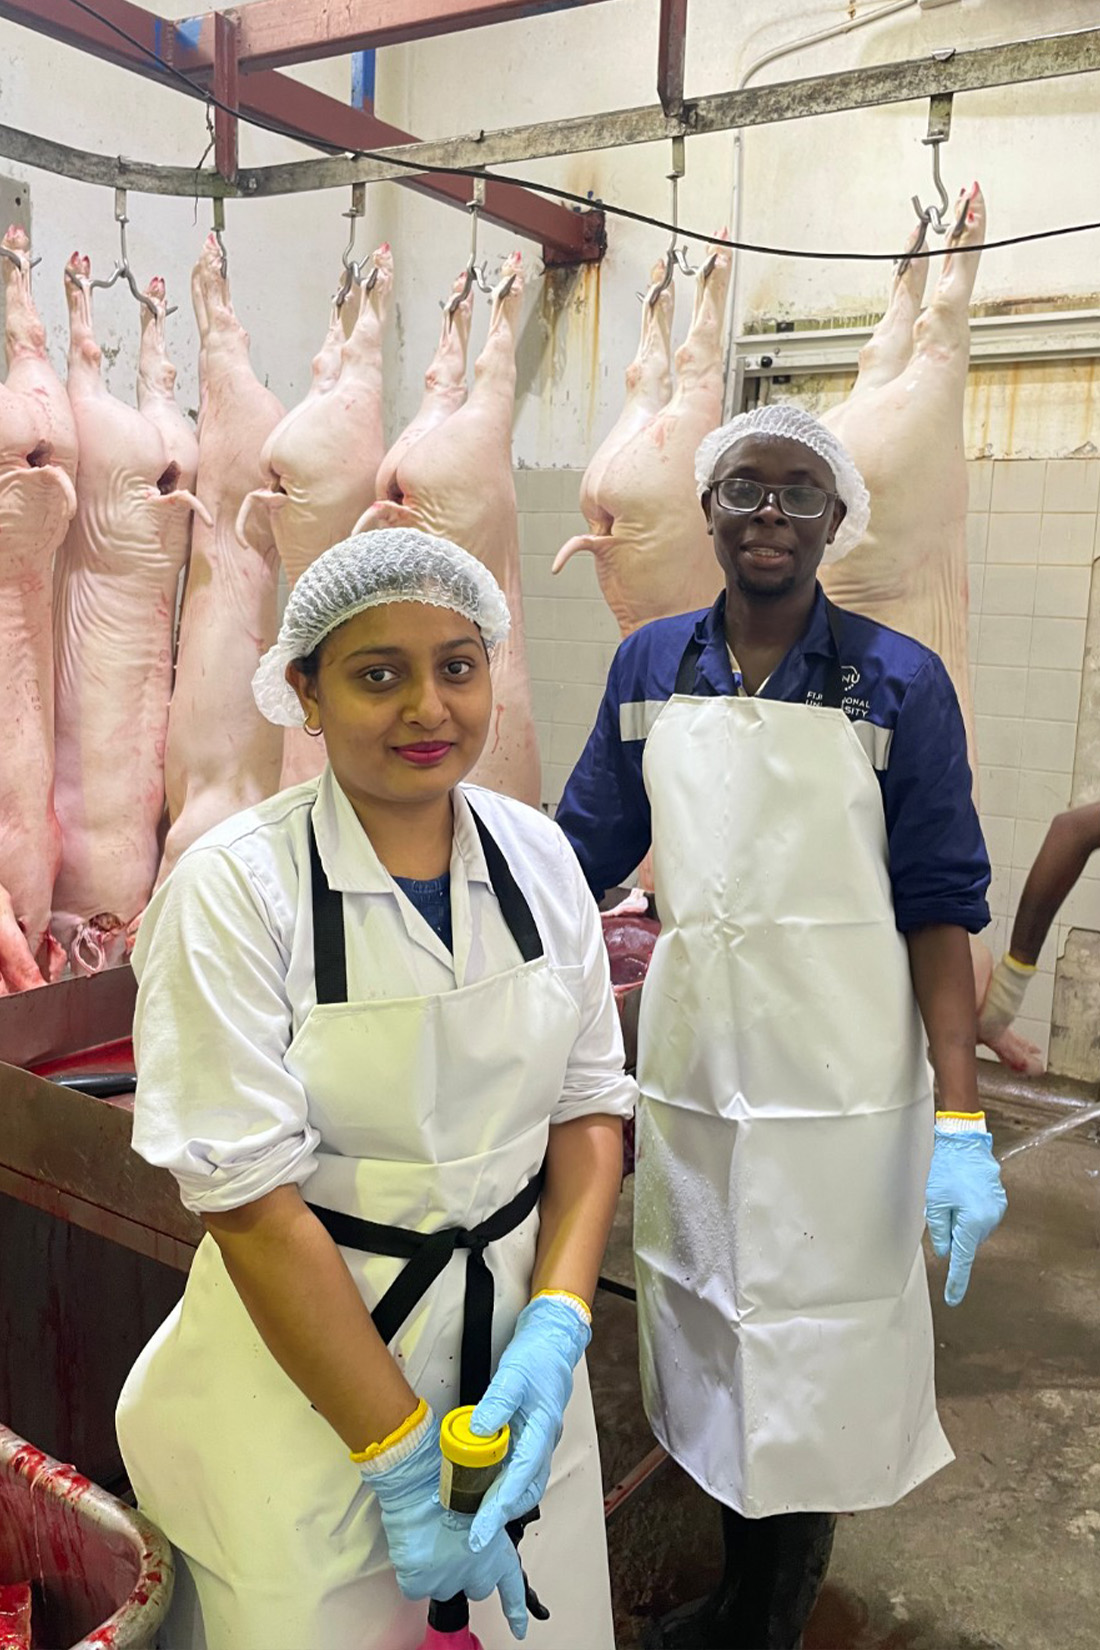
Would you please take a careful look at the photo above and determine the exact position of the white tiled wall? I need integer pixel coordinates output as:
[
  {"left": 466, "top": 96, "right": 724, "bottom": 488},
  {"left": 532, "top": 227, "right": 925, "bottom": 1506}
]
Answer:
[
  {"left": 518, "top": 459, "right": 1100, "bottom": 1070},
  {"left": 515, "top": 468, "right": 621, "bottom": 809},
  {"left": 969, "top": 457, "right": 1100, "bottom": 1066}
]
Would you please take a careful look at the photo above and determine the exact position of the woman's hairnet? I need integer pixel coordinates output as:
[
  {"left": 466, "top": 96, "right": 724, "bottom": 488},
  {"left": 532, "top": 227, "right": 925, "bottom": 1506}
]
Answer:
[
  {"left": 252, "top": 528, "right": 511, "bottom": 726},
  {"left": 693, "top": 404, "right": 871, "bottom": 564}
]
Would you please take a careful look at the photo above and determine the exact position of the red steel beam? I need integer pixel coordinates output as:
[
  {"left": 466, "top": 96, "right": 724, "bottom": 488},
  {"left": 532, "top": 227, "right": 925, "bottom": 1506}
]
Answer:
[
  {"left": 232, "top": 0, "right": 613, "bottom": 73},
  {"left": 213, "top": 11, "right": 239, "bottom": 181},
  {"left": 0, "top": 0, "right": 602, "bottom": 263},
  {"left": 657, "top": 0, "right": 688, "bottom": 113}
]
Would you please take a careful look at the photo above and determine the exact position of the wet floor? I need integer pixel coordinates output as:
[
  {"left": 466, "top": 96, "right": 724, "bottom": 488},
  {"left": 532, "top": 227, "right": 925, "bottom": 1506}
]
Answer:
[{"left": 587, "top": 1107, "right": 1100, "bottom": 1650}]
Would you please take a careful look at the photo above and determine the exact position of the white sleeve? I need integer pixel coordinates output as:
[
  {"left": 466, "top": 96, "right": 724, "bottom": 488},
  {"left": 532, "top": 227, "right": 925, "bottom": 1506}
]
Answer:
[
  {"left": 551, "top": 829, "right": 639, "bottom": 1126},
  {"left": 130, "top": 846, "right": 320, "bottom": 1214}
]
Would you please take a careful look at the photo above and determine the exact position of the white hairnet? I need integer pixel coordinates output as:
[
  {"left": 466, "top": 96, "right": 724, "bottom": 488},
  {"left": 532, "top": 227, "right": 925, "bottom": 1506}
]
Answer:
[
  {"left": 252, "top": 528, "right": 511, "bottom": 726},
  {"left": 693, "top": 404, "right": 870, "bottom": 564}
]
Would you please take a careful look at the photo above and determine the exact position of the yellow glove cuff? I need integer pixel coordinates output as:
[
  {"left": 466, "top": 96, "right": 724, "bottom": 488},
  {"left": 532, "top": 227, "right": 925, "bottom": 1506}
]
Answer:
[
  {"left": 350, "top": 1397, "right": 430, "bottom": 1465},
  {"left": 1003, "top": 952, "right": 1037, "bottom": 975},
  {"left": 935, "top": 1110, "right": 988, "bottom": 1134},
  {"left": 532, "top": 1288, "right": 592, "bottom": 1326}
]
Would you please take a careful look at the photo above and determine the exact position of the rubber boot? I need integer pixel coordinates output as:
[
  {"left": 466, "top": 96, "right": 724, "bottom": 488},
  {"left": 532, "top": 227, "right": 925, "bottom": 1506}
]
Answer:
[{"left": 641, "top": 1503, "right": 837, "bottom": 1650}]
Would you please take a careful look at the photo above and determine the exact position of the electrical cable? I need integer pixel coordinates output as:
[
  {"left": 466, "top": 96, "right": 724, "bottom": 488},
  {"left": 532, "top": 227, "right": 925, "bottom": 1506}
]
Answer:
[{"left": 45, "top": 0, "right": 1100, "bottom": 264}]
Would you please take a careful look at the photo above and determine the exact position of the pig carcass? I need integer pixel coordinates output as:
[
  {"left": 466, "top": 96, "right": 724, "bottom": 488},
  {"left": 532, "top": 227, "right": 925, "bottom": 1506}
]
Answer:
[
  {"left": 816, "top": 184, "right": 1039, "bottom": 1075},
  {"left": 52, "top": 260, "right": 208, "bottom": 973},
  {"left": 0, "top": 226, "right": 78, "bottom": 993},
  {"left": 552, "top": 240, "right": 730, "bottom": 634},
  {"left": 237, "top": 247, "right": 393, "bottom": 790},
  {"left": 356, "top": 254, "right": 540, "bottom": 806},
  {"left": 156, "top": 235, "right": 285, "bottom": 887}
]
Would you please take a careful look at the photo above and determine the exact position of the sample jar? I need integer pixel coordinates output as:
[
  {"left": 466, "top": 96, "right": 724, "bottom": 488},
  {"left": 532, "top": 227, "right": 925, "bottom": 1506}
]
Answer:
[{"left": 438, "top": 1406, "right": 509, "bottom": 1516}]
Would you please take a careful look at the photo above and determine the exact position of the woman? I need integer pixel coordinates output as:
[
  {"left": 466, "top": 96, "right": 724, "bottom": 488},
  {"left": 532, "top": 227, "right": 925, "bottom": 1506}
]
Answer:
[{"left": 117, "top": 528, "right": 635, "bottom": 1650}]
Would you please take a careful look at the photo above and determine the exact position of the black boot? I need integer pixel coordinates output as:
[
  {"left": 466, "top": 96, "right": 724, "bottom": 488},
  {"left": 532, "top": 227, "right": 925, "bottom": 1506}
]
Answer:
[{"left": 642, "top": 1502, "right": 836, "bottom": 1650}]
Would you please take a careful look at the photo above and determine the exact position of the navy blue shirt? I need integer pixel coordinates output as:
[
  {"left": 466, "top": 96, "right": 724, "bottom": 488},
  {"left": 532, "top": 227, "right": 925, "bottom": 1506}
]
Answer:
[
  {"left": 556, "top": 586, "right": 990, "bottom": 935},
  {"left": 393, "top": 872, "right": 454, "bottom": 952}
]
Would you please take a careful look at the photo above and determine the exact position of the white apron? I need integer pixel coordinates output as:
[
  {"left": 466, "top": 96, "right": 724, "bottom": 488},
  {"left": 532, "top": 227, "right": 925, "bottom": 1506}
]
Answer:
[
  {"left": 117, "top": 806, "right": 615, "bottom": 1650},
  {"left": 634, "top": 611, "right": 954, "bottom": 1518}
]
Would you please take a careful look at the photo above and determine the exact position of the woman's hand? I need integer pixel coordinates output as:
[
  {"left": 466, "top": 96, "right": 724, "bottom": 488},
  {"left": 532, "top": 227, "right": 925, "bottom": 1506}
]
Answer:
[
  {"left": 467, "top": 1293, "right": 591, "bottom": 1551},
  {"left": 363, "top": 1411, "right": 528, "bottom": 1639}
]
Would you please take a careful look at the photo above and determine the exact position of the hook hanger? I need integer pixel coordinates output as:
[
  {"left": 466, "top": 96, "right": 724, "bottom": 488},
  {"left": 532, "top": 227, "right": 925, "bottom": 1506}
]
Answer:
[
  {"left": 909, "top": 93, "right": 955, "bottom": 247},
  {"left": 213, "top": 197, "right": 228, "bottom": 278},
  {"left": 334, "top": 183, "right": 379, "bottom": 309},
  {"left": 641, "top": 138, "right": 714, "bottom": 305},
  {"left": 442, "top": 176, "right": 497, "bottom": 315},
  {"left": 77, "top": 189, "right": 176, "bottom": 317}
]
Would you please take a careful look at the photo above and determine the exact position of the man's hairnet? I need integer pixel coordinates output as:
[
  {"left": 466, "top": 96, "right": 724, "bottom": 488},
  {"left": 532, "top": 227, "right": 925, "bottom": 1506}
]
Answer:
[
  {"left": 252, "top": 528, "right": 511, "bottom": 726},
  {"left": 694, "top": 404, "right": 871, "bottom": 564}
]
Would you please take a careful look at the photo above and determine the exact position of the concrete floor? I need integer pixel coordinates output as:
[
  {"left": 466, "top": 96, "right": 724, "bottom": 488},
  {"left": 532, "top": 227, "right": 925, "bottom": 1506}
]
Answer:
[{"left": 588, "top": 1107, "right": 1100, "bottom": 1650}]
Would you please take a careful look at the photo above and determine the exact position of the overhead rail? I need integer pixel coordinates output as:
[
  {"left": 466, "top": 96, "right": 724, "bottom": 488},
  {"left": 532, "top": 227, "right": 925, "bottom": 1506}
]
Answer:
[{"left": 0, "top": 0, "right": 605, "bottom": 264}]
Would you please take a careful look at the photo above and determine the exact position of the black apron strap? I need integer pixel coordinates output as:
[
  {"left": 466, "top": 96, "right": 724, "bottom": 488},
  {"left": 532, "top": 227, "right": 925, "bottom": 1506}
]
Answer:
[
  {"left": 468, "top": 806, "right": 544, "bottom": 964},
  {"left": 309, "top": 1168, "right": 544, "bottom": 1405},
  {"left": 308, "top": 823, "right": 348, "bottom": 1005},
  {"left": 821, "top": 597, "right": 846, "bottom": 711},
  {"left": 674, "top": 600, "right": 848, "bottom": 708},
  {"left": 673, "top": 631, "right": 708, "bottom": 697}
]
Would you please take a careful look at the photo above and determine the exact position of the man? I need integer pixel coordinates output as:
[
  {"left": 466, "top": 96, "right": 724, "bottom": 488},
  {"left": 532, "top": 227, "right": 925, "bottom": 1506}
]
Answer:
[
  {"left": 555, "top": 404, "right": 1007, "bottom": 1649},
  {"left": 980, "top": 800, "right": 1100, "bottom": 1048}
]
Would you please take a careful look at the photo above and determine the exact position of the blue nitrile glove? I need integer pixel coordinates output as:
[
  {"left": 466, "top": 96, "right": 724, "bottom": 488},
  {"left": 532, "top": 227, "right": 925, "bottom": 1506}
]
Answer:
[
  {"left": 468, "top": 1291, "right": 591, "bottom": 1553},
  {"left": 925, "top": 1113, "right": 1008, "bottom": 1307},
  {"left": 362, "top": 1406, "right": 528, "bottom": 1639}
]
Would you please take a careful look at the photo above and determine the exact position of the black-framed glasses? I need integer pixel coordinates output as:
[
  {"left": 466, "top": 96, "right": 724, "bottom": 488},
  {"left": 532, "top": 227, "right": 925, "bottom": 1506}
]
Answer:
[{"left": 713, "top": 477, "right": 836, "bottom": 519}]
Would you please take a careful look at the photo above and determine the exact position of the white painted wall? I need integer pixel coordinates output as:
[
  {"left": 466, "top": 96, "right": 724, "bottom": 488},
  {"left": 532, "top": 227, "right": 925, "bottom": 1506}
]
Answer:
[{"left": 4, "top": 1, "right": 1099, "bottom": 459}]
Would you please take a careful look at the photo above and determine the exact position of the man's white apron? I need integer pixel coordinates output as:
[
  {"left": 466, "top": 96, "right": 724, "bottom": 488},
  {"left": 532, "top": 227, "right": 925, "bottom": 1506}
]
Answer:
[
  {"left": 117, "top": 807, "right": 615, "bottom": 1650},
  {"left": 634, "top": 628, "right": 953, "bottom": 1519}
]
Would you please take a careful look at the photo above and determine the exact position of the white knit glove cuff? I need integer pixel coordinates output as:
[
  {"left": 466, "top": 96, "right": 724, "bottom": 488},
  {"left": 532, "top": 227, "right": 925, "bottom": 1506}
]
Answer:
[{"left": 979, "top": 953, "right": 1035, "bottom": 1039}]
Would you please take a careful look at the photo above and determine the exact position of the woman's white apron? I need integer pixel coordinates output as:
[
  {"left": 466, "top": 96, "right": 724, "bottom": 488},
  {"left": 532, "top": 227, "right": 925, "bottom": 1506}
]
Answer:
[
  {"left": 117, "top": 808, "right": 615, "bottom": 1650},
  {"left": 634, "top": 632, "right": 953, "bottom": 1518}
]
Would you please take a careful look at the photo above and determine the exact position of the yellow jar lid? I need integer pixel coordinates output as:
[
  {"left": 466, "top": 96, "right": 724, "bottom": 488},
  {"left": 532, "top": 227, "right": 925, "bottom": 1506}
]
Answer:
[{"left": 439, "top": 1406, "right": 509, "bottom": 1469}]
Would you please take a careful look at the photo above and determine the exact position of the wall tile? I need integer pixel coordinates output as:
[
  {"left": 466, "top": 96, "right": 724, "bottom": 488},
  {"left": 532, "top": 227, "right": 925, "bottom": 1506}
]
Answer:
[
  {"left": 1026, "top": 969, "right": 1056, "bottom": 1025},
  {"left": 978, "top": 614, "right": 1032, "bottom": 668},
  {"left": 521, "top": 468, "right": 564, "bottom": 512},
  {"left": 1039, "top": 514, "right": 1096, "bottom": 566},
  {"left": 973, "top": 665, "right": 1028, "bottom": 717},
  {"left": 555, "top": 680, "right": 603, "bottom": 726},
  {"left": 982, "top": 565, "right": 1035, "bottom": 617},
  {"left": 975, "top": 715, "right": 1023, "bottom": 766},
  {"left": 966, "top": 513, "right": 990, "bottom": 563},
  {"left": 967, "top": 460, "right": 994, "bottom": 513},
  {"left": 1043, "top": 459, "right": 1100, "bottom": 515},
  {"left": 978, "top": 766, "right": 1019, "bottom": 816},
  {"left": 1020, "top": 718, "right": 1077, "bottom": 775},
  {"left": 981, "top": 816, "right": 1016, "bottom": 864},
  {"left": 1025, "top": 668, "right": 1082, "bottom": 724},
  {"left": 1033, "top": 565, "right": 1091, "bottom": 620},
  {"left": 1012, "top": 817, "right": 1048, "bottom": 868},
  {"left": 991, "top": 460, "right": 1046, "bottom": 513},
  {"left": 1015, "top": 768, "right": 1071, "bottom": 823},
  {"left": 525, "top": 637, "right": 557, "bottom": 680},
  {"left": 1060, "top": 876, "right": 1100, "bottom": 931},
  {"left": 967, "top": 614, "right": 979, "bottom": 665},
  {"left": 987, "top": 512, "right": 1041, "bottom": 563},
  {"left": 968, "top": 564, "right": 985, "bottom": 612},
  {"left": 1028, "top": 616, "right": 1086, "bottom": 672}
]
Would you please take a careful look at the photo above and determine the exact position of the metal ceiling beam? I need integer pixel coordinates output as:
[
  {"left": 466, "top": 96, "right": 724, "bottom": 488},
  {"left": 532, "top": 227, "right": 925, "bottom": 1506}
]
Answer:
[
  {"left": 230, "top": 24, "right": 1100, "bottom": 196},
  {"left": 228, "top": 0, "right": 615, "bottom": 74},
  {"left": 657, "top": 0, "right": 689, "bottom": 115},
  {"left": 213, "top": 11, "right": 240, "bottom": 181},
  {"left": 0, "top": 0, "right": 601, "bottom": 262}
]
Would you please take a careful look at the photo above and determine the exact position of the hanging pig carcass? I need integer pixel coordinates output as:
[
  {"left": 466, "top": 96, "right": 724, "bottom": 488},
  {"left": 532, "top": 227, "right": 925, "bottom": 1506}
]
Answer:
[
  {"left": 356, "top": 254, "right": 541, "bottom": 806},
  {"left": 52, "top": 259, "right": 209, "bottom": 974},
  {"left": 156, "top": 235, "right": 285, "bottom": 887},
  {"left": 237, "top": 247, "right": 393, "bottom": 790},
  {"left": 0, "top": 226, "right": 78, "bottom": 993},
  {"left": 552, "top": 239, "right": 730, "bottom": 634}
]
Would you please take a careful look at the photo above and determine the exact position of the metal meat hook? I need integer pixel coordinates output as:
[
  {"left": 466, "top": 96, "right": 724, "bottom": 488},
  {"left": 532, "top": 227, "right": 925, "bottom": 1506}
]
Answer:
[
  {"left": 213, "top": 197, "right": 228, "bottom": 278},
  {"left": 334, "top": 182, "right": 377, "bottom": 309},
  {"left": 89, "top": 190, "right": 176, "bottom": 317},
  {"left": 909, "top": 92, "right": 954, "bottom": 241},
  {"left": 443, "top": 176, "right": 493, "bottom": 315},
  {"left": 644, "top": 135, "right": 708, "bottom": 304},
  {"left": 0, "top": 243, "right": 40, "bottom": 273}
]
